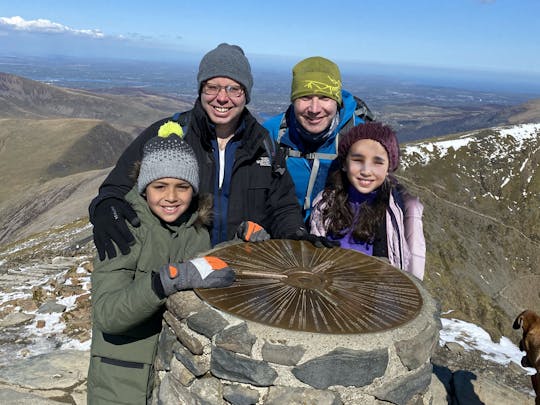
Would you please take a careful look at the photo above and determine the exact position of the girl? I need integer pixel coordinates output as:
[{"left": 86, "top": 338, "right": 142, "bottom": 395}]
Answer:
[{"left": 310, "top": 122, "right": 425, "bottom": 280}]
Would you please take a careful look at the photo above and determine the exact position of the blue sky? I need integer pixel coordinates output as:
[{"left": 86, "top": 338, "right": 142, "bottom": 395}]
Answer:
[{"left": 0, "top": 0, "right": 539, "bottom": 75}]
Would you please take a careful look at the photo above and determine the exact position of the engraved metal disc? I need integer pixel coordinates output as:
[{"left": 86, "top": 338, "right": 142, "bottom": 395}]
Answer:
[{"left": 195, "top": 240, "right": 423, "bottom": 334}]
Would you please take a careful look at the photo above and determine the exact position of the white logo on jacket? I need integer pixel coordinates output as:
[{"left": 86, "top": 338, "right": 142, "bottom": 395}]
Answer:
[{"left": 256, "top": 157, "right": 271, "bottom": 167}]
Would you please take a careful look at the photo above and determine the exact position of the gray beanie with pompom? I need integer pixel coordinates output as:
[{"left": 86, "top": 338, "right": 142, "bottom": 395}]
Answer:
[{"left": 138, "top": 132, "right": 199, "bottom": 194}]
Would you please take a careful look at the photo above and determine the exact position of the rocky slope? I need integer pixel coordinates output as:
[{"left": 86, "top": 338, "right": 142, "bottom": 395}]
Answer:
[{"left": 398, "top": 123, "right": 540, "bottom": 341}]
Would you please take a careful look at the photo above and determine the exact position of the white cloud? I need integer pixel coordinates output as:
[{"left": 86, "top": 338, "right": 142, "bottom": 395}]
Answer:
[{"left": 0, "top": 16, "right": 104, "bottom": 38}]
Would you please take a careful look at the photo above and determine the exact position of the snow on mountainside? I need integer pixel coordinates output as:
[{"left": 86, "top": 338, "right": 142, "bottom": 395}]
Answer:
[{"left": 402, "top": 123, "right": 540, "bottom": 169}]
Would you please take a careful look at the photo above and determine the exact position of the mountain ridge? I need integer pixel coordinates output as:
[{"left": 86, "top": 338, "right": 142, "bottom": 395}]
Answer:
[{"left": 0, "top": 75, "right": 538, "bottom": 402}]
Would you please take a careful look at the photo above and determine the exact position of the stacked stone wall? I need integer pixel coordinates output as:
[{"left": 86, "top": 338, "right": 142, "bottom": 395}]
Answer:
[{"left": 152, "top": 274, "right": 440, "bottom": 405}]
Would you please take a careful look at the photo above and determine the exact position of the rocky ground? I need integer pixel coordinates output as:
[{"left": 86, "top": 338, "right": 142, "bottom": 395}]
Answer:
[{"left": 0, "top": 222, "right": 536, "bottom": 404}]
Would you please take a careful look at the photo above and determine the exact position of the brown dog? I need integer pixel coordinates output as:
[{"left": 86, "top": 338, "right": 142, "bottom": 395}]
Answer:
[{"left": 513, "top": 309, "right": 540, "bottom": 403}]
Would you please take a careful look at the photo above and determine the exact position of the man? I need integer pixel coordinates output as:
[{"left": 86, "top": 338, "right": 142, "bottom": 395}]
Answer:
[
  {"left": 90, "top": 43, "right": 330, "bottom": 261},
  {"left": 264, "top": 56, "right": 374, "bottom": 221}
]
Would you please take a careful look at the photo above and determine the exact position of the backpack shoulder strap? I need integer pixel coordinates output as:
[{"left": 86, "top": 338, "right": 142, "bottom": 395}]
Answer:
[
  {"left": 352, "top": 96, "right": 375, "bottom": 123},
  {"left": 338, "top": 96, "right": 375, "bottom": 138},
  {"left": 276, "top": 113, "right": 288, "bottom": 144}
]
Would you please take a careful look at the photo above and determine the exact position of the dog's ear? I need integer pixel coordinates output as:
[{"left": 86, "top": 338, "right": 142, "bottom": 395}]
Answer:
[{"left": 513, "top": 312, "right": 525, "bottom": 330}]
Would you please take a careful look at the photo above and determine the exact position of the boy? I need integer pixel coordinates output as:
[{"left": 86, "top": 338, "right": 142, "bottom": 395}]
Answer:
[{"left": 87, "top": 125, "right": 234, "bottom": 404}]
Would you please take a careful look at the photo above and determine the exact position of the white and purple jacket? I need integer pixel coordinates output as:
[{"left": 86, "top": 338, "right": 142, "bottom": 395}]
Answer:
[{"left": 309, "top": 188, "right": 426, "bottom": 280}]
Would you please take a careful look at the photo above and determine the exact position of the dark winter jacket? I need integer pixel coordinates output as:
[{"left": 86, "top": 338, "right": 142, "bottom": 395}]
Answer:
[
  {"left": 263, "top": 90, "right": 369, "bottom": 221},
  {"left": 87, "top": 188, "right": 212, "bottom": 404},
  {"left": 89, "top": 99, "right": 304, "bottom": 245}
]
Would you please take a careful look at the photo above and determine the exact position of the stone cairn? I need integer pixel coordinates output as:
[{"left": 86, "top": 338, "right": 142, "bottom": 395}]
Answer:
[{"left": 151, "top": 275, "right": 440, "bottom": 405}]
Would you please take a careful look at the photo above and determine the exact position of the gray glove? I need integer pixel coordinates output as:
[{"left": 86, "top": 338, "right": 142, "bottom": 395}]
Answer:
[
  {"left": 159, "top": 256, "right": 235, "bottom": 296},
  {"left": 236, "top": 221, "right": 270, "bottom": 242}
]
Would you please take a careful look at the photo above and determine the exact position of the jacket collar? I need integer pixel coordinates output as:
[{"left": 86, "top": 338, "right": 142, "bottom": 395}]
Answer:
[{"left": 190, "top": 98, "right": 267, "bottom": 157}]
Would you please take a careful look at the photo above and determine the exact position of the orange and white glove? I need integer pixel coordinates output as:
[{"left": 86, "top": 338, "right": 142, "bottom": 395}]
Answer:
[
  {"left": 159, "top": 256, "right": 235, "bottom": 296},
  {"left": 236, "top": 221, "right": 270, "bottom": 242}
]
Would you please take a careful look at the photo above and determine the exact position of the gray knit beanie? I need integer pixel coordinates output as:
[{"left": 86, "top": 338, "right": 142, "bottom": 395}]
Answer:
[
  {"left": 197, "top": 43, "right": 253, "bottom": 104},
  {"left": 138, "top": 131, "right": 199, "bottom": 194}
]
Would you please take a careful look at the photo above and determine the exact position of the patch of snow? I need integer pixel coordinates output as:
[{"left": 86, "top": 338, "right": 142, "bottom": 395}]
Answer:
[{"left": 439, "top": 318, "right": 536, "bottom": 375}]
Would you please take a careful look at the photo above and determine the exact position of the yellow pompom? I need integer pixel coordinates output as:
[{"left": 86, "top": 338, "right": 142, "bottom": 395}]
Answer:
[{"left": 158, "top": 121, "right": 184, "bottom": 138}]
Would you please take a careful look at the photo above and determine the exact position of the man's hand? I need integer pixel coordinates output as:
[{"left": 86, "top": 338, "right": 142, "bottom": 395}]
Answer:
[
  {"left": 91, "top": 198, "right": 140, "bottom": 261},
  {"left": 236, "top": 221, "right": 270, "bottom": 242},
  {"left": 159, "top": 256, "right": 235, "bottom": 296},
  {"left": 289, "top": 227, "right": 340, "bottom": 248}
]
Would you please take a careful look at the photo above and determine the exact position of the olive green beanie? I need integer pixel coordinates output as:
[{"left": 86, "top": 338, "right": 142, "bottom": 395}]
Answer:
[{"left": 290, "top": 56, "right": 342, "bottom": 104}]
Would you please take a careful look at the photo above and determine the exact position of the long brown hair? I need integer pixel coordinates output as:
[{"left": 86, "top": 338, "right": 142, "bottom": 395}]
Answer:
[{"left": 318, "top": 167, "right": 394, "bottom": 242}]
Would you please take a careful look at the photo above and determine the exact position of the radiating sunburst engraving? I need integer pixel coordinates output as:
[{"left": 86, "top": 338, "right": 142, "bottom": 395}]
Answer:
[{"left": 195, "top": 240, "right": 423, "bottom": 334}]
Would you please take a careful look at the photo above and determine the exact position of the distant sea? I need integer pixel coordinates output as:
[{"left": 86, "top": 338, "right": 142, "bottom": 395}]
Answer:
[{"left": 2, "top": 54, "right": 540, "bottom": 120}]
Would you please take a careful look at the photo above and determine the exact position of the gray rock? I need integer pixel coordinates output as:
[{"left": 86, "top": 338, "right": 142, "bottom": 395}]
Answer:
[
  {"left": 211, "top": 346, "right": 277, "bottom": 387},
  {"left": 261, "top": 341, "right": 306, "bottom": 366},
  {"left": 395, "top": 322, "right": 439, "bottom": 370},
  {"left": 166, "top": 290, "right": 205, "bottom": 320},
  {"left": 265, "top": 386, "right": 343, "bottom": 405},
  {"left": 373, "top": 363, "right": 432, "bottom": 405},
  {"left": 169, "top": 355, "right": 196, "bottom": 387},
  {"left": 453, "top": 370, "right": 535, "bottom": 405},
  {"left": 0, "top": 312, "right": 34, "bottom": 327},
  {"left": 0, "top": 388, "right": 66, "bottom": 404},
  {"left": 292, "top": 347, "right": 388, "bottom": 389},
  {"left": 158, "top": 372, "right": 200, "bottom": 405},
  {"left": 0, "top": 350, "right": 89, "bottom": 390},
  {"left": 431, "top": 364, "right": 453, "bottom": 403},
  {"left": 164, "top": 311, "right": 205, "bottom": 355},
  {"left": 429, "top": 369, "right": 453, "bottom": 405},
  {"left": 190, "top": 376, "right": 224, "bottom": 405},
  {"left": 214, "top": 322, "right": 256, "bottom": 356},
  {"left": 155, "top": 324, "right": 178, "bottom": 371},
  {"left": 36, "top": 300, "right": 66, "bottom": 314},
  {"left": 223, "top": 384, "right": 260, "bottom": 405},
  {"left": 174, "top": 345, "right": 210, "bottom": 377},
  {"left": 186, "top": 308, "right": 229, "bottom": 338},
  {"left": 445, "top": 341, "right": 465, "bottom": 353}
]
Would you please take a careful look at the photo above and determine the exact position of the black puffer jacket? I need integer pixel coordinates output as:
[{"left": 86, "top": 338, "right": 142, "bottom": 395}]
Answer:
[{"left": 90, "top": 99, "right": 303, "bottom": 245}]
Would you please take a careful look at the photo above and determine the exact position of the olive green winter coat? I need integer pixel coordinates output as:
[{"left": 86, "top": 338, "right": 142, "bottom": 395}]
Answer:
[{"left": 87, "top": 188, "right": 212, "bottom": 404}]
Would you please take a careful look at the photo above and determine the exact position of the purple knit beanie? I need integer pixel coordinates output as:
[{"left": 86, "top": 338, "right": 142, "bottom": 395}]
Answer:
[{"left": 338, "top": 122, "right": 400, "bottom": 172}]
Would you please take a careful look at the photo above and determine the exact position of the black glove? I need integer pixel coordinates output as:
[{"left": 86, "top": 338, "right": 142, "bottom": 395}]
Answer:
[
  {"left": 91, "top": 198, "right": 140, "bottom": 261},
  {"left": 236, "top": 221, "right": 270, "bottom": 242},
  {"left": 289, "top": 227, "right": 340, "bottom": 249},
  {"left": 158, "top": 256, "right": 235, "bottom": 296}
]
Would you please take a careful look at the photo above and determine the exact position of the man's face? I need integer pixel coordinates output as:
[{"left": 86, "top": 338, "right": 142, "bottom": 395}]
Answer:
[
  {"left": 293, "top": 95, "right": 338, "bottom": 134},
  {"left": 200, "top": 77, "right": 246, "bottom": 129}
]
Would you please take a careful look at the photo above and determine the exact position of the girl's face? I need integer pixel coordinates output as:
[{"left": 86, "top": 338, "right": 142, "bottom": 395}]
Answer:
[
  {"left": 344, "top": 139, "right": 390, "bottom": 194},
  {"left": 145, "top": 178, "right": 193, "bottom": 223}
]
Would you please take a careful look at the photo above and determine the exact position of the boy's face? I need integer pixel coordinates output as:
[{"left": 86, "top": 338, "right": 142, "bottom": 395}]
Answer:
[{"left": 145, "top": 178, "right": 193, "bottom": 223}]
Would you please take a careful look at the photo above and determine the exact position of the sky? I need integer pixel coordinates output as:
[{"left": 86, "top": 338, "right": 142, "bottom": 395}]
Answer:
[{"left": 0, "top": 0, "right": 539, "bottom": 76}]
